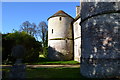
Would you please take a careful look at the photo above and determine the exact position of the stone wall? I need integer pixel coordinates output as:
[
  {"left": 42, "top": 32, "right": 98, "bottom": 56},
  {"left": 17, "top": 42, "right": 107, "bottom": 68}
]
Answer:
[
  {"left": 48, "top": 16, "right": 74, "bottom": 61},
  {"left": 48, "top": 40, "right": 73, "bottom": 61},
  {"left": 76, "top": 6, "right": 80, "bottom": 16},
  {"left": 48, "top": 17, "right": 73, "bottom": 39},
  {"left": 73, "top": 19, "right": 81, "bottom": 62},
  {"left": 80, "top": 2, "right": 120, "bottom": 78}
]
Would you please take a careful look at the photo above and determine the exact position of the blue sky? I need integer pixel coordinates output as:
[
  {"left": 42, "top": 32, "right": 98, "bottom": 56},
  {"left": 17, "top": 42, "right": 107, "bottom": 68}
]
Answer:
[{"left": 2, "top": 2, "right": 80, "bottom": 33}]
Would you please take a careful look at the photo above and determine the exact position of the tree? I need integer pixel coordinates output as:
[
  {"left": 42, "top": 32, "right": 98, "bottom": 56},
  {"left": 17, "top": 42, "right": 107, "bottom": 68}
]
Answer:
[
  {"left": 19, "top": 21, "right": 37, "bottom": 38},
  {"left": 19, "top": 21, "right": 31, "bottom": 33},
  {"left": 2, "top": 31, "right": 42, "bottom": 64},
  {"left": 36, "top": 21, "right": 48, "bottom": 57},
  {"left": 45, "top": 31, "right": 48, "bottom": 47},
  {"left": 38, "top": 21, "right": 48, "bottom": 47},
  {"left": 19, "top": 21, "right": 48, "bottom": 57}
]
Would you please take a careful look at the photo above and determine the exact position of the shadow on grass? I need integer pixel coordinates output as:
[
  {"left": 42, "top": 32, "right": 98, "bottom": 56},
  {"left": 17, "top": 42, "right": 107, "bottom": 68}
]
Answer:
[
  {"left": 2, "top": 67, "right": 116, "bottom": 80},
  {"left": 26, "top": 67, "right": 81, "bottom": 79},
  {"left": 26, "top": 67, "right": 115, "bottom": 80}
]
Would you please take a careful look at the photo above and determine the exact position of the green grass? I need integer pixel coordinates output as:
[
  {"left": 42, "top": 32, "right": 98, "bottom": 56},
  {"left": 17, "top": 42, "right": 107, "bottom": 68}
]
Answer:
[
  {"left": 26, "top": 60, "right": 79, "bottom": 65},
  {"left": 2, "top": 67, "right": 114, "bottom": 80},
  {"left": 2, "top": 57, "right": 80, "bottom": 65},
  {"left": 26, "top": 67, "right": 81, "bottom": 79},
  {"left": 25, "top": 57, "right": 80, "bottom": 65},
  {"left": 2, "top": 67, "right": 83, "bottom": 79},
  {"left": 2, "top": 67, "right": 88, "bottom": 79}
]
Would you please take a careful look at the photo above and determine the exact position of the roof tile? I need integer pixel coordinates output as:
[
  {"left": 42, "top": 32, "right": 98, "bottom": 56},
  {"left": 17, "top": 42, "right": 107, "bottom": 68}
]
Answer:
[{"left": 48, "top": 10, "right": 74, "bottom": 20}]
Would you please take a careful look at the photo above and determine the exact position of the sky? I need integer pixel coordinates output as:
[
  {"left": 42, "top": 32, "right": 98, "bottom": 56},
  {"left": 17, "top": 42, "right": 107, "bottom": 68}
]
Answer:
[{"left": 2, "top": 2, "right": 80, "bottom": 33}]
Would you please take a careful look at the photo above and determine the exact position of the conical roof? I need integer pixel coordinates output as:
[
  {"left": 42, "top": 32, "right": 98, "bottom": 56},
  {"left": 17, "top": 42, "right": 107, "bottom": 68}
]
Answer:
[{"left": 47, "top": 10, "right": 74, "bottom": 20}]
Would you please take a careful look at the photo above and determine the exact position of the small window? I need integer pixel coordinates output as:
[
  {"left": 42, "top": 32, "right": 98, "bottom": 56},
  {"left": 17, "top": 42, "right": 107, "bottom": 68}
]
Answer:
[
  {"left": 59, "top": 17, "right": 62, "bottom": 21},
  {"left": 66, "top": 40, "right": 67, "bottom": 43},
  {"left": 52, "top": 29, "right": 53, "bottom": 34}
]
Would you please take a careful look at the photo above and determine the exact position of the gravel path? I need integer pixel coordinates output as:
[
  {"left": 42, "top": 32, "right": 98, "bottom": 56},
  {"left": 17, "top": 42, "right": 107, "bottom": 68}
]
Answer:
[
  {"left": 27, "top": 64, "right": 80, "bottom": 68},
  {"left": 1, "top": 64, "right": 80, "bottom": 68}
]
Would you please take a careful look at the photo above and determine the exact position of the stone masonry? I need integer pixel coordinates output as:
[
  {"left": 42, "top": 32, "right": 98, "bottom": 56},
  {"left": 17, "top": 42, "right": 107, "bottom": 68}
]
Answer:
[
  {"left": 48, "top": 7, "right": 81, "bottom": 61},
  {"left": 80, "top": 2, "right": 120, "bottom": 78}
]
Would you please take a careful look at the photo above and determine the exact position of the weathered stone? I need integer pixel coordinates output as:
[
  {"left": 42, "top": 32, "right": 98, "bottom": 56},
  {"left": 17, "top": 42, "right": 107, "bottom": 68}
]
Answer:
[
  {"left": 73, "top": 18, "right": 81, "bottom": 62},
  {"left": 80, "top": 2, "right": 120, "bottom": 78},
  {"left": 81, "top": 2, "right": 120, "bottom": 21},
  {"left": 81, "top": 59, "right": 120, "bottom": 78},
  {"left": 48, "top": 10, "right": 74, "bottom": 61},
  {"left": 48, "top": 40, "right": 73, "bottom": 61}
]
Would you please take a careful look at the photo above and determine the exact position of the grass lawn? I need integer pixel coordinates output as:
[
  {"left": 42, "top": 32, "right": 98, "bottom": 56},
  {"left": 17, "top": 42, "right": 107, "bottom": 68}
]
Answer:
[
  {"left": 2, "top": 67, "right": 83, "bottom": 79},
  {"left": 26, "top": 67, "right": 82, "bottom": 79},
  {"left": 2, "top": 58, "right": 115, "bottom": 80},
  {"left": 25, "top": 60, "right": 80, "bottom": 65},
  {"left": 2, "top": 67, "right": 111, "bottom": 80},
  {"left": 25, "top": 57, "right": 80, "bottom": 65}
]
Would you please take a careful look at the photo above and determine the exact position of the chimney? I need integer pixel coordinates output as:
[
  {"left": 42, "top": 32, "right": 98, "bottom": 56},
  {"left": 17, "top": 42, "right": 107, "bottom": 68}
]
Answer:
[{"left": 76, "top": 6, "right": 80, "bottom": 16}]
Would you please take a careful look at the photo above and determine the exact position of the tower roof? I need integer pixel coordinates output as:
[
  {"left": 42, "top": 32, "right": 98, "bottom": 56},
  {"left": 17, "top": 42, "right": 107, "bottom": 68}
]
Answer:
[{"left": 47, "top": 10, "right": 74, "bottom": 20}]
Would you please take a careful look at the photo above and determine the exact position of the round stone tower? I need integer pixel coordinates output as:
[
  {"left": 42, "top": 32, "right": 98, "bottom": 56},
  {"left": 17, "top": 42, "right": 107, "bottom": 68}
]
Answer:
[
  {"left": 80, "top": 2, "right": 120, "bottom": 78},
  {"left": 48, "top": 10, "right": 74, "bottom": 61}
]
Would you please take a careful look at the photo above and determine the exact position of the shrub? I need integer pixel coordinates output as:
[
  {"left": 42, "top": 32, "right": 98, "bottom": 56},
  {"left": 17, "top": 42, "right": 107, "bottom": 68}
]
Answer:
[{"left": 2, "top": 31, "right": 42, "bottom": 64}]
